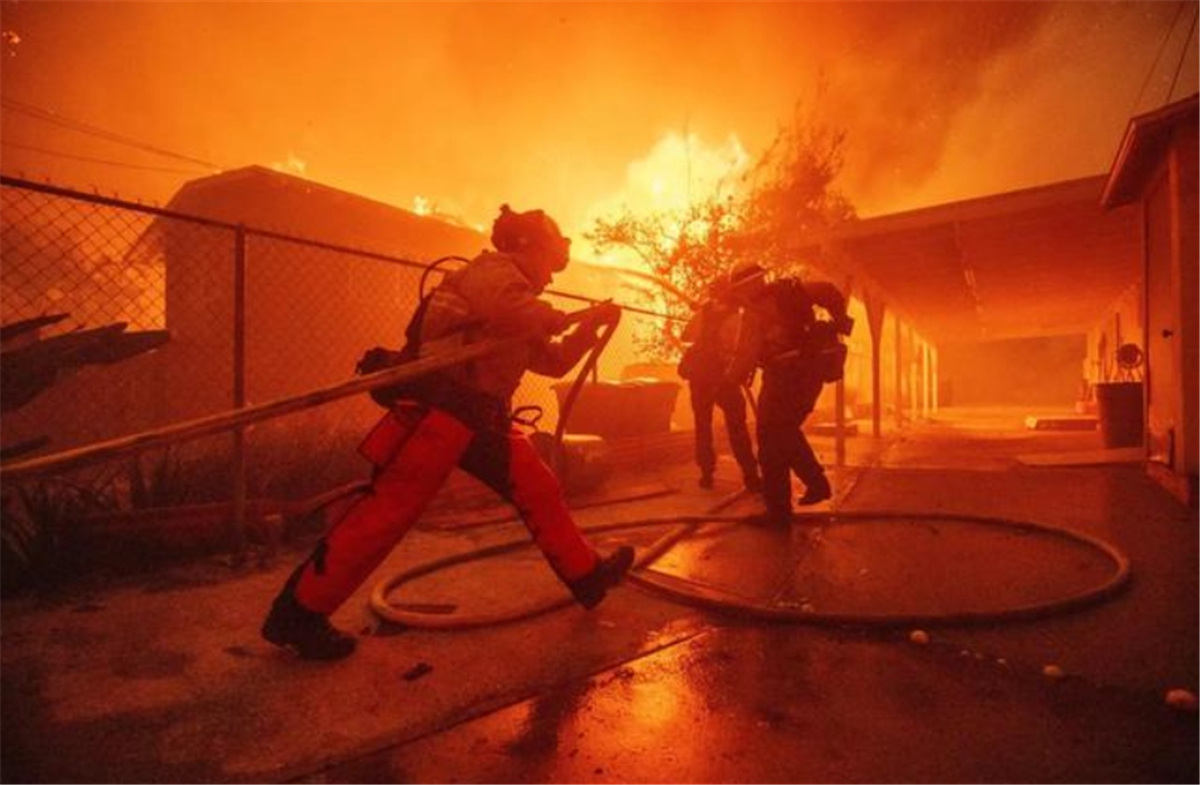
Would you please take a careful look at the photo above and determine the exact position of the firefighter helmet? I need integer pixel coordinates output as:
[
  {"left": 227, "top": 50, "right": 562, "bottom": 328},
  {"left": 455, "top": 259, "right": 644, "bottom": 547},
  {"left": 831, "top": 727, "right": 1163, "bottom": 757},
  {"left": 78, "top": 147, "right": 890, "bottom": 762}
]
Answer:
[
  {"left": 729, "top": 260, "right": 766, "bottom": 286},
  {"left": 491, "top": 204, "right": 571, "bottom": 273},
  {"left": 727, "top": 261, "right": 767, "bottom": 302}
]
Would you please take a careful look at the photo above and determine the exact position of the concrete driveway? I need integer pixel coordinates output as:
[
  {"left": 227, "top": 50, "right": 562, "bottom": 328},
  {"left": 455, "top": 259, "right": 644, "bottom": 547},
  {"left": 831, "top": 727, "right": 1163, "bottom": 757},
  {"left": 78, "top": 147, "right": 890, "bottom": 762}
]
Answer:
[{"left": 2, "top": 408, "right": 1196, "bottom": 782}]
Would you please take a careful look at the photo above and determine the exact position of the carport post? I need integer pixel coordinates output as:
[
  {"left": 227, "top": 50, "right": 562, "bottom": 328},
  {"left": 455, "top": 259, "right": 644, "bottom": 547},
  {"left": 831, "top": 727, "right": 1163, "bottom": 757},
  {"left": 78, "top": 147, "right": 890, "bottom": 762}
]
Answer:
[
  {"left": 865, "top": 292, "right": 886, "bottom": 437},
  {"left": 922, "top": 340, "right": 932, "bottom": 417},
  {"left": 906, "top": 325, "right": 919, "bottom": 421},
  {"left": 894, "top": 317, "right": 904, "bottom": 426},
  {"left": 907, "top": 326, "right": 916, "bottom": 424},
  {"left": 931, "top": 345, "right": 939, "bottom": 413},
  {"left": 835, "top": 276, "right": 854, "bottom": 467}
]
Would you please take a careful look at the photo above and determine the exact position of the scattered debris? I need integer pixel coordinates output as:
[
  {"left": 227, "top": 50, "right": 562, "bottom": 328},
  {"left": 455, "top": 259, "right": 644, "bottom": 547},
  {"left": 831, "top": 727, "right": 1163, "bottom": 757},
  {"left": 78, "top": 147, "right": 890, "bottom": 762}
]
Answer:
[
  {"left": 1165, "top": 688, "right": 1198, "bottom": 712},
  {"left": 1042, "top": 664, "right": 1065, "bottom": 679},
  {"left": 403, "top": 661, "right": 433, "bottom": 682},
  {"left": 908, "top": 629, "right": 930, "bottom": 645}
]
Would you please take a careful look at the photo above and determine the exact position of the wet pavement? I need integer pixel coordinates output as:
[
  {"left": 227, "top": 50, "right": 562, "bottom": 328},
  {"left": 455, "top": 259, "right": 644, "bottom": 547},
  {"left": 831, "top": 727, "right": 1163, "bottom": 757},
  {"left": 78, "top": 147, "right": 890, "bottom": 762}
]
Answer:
[
  {"left": 2, "top": 407, "right": 1197, "bottom": 782},
  {"left": 316, "top": 625, "right": 1195, "bottom": 784}
]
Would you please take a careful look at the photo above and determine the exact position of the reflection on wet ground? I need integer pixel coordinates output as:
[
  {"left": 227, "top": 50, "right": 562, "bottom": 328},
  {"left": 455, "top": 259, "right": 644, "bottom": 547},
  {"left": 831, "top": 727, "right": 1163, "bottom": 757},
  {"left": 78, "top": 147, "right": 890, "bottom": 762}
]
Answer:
[
  {"left": 618, "top": 512, "right": 1122, "bottom": 621},
  {"left": 317, "top": 618, "right": 1196, "bottom": 784},
  {"left": 308, "top": 416, "right": 1196, "bottom": 784},
  {"left": 4, "top": 411, "right": 1195, "bottom": 783}
]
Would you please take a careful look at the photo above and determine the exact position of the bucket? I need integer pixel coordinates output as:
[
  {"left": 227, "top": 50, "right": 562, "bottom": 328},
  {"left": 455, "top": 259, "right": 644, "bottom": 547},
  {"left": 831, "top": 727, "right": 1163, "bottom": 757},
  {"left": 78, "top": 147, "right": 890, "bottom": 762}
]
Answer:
[{"left": 1094, "top": 381, "right": 1144, "bottom": 448}]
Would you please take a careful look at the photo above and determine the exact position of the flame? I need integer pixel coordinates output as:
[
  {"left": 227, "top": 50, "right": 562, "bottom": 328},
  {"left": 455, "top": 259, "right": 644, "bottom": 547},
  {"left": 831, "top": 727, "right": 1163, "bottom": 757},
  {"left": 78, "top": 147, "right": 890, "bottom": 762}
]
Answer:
[
  {"left": 577, "top": 130, "right": 751, "bottom": 266},
  {"left": 269, "top": 151, "right": 307, "bottom": 176},
  {"left": 2, "top": 29, "right": 21, "bottom": 55},
  {"left": 569, "top": 130, "right": 751, "bottom": 325}
]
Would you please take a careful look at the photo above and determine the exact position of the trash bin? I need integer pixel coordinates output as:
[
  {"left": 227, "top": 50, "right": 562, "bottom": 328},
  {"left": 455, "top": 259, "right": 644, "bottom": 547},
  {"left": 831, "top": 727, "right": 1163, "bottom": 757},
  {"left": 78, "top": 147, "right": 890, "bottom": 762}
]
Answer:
[
  {"left": 552, "top": 379, "right": 680, "bottom": 439},
  {"left": 1093, "top": 381, "right": 1144, "bottom": 448}
]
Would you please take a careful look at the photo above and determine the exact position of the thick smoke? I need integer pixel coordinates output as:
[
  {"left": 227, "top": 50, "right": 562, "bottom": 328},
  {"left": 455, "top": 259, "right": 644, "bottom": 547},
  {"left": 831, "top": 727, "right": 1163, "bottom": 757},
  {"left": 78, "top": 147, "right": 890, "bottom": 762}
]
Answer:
[{"left": 0, "top": 1, "right": 1193, "bottom": 222}]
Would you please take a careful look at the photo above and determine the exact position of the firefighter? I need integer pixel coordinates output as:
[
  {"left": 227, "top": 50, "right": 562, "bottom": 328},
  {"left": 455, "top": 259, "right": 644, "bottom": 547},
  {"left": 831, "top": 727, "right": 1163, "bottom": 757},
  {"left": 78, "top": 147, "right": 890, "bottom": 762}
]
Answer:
[
  {"left": 678, "top": 281, "right": 761, "bottom": 492},
  {"left": 728, "top": 262, "right": 852, "bottom": 526},
  {"left": 262, "top": 205, "right": 634, "bottom": 660}
]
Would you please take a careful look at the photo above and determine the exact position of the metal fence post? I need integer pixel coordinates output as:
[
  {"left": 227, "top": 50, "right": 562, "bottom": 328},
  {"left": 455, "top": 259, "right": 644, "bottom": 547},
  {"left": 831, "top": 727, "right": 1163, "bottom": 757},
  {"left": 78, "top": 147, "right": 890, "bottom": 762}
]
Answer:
[{"left": 231, "top": 225, "right": 248, "bottom": 560}]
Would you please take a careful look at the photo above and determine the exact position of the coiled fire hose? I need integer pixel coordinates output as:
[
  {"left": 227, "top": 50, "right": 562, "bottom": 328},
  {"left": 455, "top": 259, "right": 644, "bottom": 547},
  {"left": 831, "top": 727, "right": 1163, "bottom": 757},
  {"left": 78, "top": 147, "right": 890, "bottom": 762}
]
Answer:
[
  {"left": 367, "top": 292, "right": 1131, "bottom": 630},
  {"left": 370, "top": 511, "right": 1131, "bottom": 629}
]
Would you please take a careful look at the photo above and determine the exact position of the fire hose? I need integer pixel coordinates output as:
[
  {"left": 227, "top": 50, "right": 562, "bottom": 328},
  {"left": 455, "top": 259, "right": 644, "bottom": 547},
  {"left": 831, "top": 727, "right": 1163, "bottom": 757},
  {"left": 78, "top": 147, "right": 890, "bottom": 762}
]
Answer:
[
  {"left": 0, "top": 298, "right": 619, "bottom": 482},
  {"left": 366, "top": 286, "right": 1131, "bottom": 629},
  {"left": 0, "top": 261, "right": 1131, "bottom": 628},
  {"left": 540, "top": 303, "right": 620, "bottom": 475},
  {"left": 369, "top": 510, "right": 1131, "bottom": 629}
]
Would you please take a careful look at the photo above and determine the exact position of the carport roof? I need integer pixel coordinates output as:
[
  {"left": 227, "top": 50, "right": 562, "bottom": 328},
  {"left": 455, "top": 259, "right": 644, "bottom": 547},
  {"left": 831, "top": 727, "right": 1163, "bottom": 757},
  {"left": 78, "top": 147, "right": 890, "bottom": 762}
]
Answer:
[{"left": 808, "top": 175, "right": 1142, "bottom": 345}]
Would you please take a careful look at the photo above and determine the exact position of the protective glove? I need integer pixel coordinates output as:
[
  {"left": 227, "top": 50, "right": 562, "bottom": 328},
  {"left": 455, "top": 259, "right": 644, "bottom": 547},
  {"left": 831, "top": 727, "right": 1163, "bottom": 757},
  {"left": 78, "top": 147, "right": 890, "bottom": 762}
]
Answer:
[
  {"left": 576, "top": 301, "right": 622, "bottom": 331},
  {"left": 543, "top": 307, "right": 571, "bottom": 336}
]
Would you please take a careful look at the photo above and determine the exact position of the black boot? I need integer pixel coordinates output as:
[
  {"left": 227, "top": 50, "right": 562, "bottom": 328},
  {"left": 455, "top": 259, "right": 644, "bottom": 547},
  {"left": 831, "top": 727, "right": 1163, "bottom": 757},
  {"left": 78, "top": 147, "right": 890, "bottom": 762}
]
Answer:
[
  {"left": 261, "top": 557, "right": 357, "bottom": 661},
  {"left": 742, "top": 471, "right": 763, "bottom": 493},
  {"left": 797, "top": 474, "right": 832, "bottom": 506},
  {"left": 569, "top": 545, "right": 636, "bottom": 610}
]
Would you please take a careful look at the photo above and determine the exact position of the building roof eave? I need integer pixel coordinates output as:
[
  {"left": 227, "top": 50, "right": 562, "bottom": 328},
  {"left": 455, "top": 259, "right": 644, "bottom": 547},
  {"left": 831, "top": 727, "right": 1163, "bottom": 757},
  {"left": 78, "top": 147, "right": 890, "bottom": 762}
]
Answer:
[{"left": 1101, "top": 93, "right": 1199, "bottom": 208}]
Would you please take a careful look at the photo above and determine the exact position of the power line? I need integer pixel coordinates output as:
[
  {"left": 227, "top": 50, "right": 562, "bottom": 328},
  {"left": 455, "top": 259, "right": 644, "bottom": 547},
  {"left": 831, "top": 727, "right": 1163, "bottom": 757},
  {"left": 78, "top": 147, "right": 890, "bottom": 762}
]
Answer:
[
  {"left": 1167, "top": 2, "right": 1199, "bottom": 102},
  {"left": 1130, "top": 1, "right": 1187, "bottom": 115},
  {"left": 0, "top": 96, "right": 222, "bottom": 171},
  {"left": 1, "top": 96, "right": 221, "bottom": 169},
  {"left": 1, "top": 139, "right": 214, "bottom": 175}
]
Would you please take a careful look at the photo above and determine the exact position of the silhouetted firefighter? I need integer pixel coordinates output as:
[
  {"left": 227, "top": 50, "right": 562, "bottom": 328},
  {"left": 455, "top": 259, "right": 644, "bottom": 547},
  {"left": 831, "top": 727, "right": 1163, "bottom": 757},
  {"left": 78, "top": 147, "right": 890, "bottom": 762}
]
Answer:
[
  {"left": 263, "top": 205, "right": 633, "bottom": 660},
  {"left": 727, "top": 262, "right": 853, "bottom": 527},
  {"left": 677, "top": 280, "right": 761, "bottom": 492}
]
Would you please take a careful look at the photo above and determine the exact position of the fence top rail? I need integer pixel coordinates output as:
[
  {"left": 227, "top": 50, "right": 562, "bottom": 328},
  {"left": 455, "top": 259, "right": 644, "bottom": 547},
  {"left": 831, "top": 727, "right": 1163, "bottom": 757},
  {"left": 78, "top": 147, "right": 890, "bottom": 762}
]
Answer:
[
  {"left": 0, "top": 333, "right": 528, "bottom": 481},
  {"left": 0, "top": 174, "right": 677, "bottom": 320},
  {"left": 2, "top": 173, "right": 241, "bottom": 231}
]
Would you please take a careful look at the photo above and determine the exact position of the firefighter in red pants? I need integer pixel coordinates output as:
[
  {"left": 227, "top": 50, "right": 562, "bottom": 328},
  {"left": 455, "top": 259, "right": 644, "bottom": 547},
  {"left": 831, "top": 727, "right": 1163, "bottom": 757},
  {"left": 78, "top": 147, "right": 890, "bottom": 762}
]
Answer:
[{"left": 262, "top": 205, "right": 634, "bottom": 660}]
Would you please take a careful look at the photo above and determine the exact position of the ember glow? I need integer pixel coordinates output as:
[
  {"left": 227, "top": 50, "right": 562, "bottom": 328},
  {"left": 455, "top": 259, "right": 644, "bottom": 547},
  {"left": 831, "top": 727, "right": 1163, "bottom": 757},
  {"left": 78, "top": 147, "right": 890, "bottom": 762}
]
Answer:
[
  {"left": 269, "top": 152, "right": 307, "bottom": 177},
  {"left": 412, "top": 195, "right": 433, "bottom": 217}
]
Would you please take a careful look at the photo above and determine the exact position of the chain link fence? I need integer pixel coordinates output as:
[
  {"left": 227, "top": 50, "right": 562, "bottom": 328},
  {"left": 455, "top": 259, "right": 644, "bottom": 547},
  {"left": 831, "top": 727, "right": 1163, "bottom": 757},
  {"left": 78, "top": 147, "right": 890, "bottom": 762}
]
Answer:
[
  {"left": 0, "top": 175, "right": 684, "bottom": 578},
  {"left": 1, "top": 172, "right": 907, "bottom": 590},
  {"left": 2, "top": 181, "right": 239, "bottom": 503}
]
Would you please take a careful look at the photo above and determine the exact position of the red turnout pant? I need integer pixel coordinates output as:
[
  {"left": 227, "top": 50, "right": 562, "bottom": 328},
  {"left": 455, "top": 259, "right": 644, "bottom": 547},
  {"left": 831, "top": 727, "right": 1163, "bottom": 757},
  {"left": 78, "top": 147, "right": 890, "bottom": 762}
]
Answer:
[{"left": 294, "top": 403, "right": 599, "bottom": 614}]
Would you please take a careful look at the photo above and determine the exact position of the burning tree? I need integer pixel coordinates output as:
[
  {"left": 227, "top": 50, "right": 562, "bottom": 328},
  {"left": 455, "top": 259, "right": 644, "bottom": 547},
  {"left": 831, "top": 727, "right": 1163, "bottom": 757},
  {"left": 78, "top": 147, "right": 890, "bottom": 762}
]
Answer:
[
  {"left": 586, "top": 196, "right": 746, "bottom": 358},
  {"left": 741, "top": 101, "right": 857, "bottom": 275},
  {"left": 586, "top": 100, "right": 857, "bottom": 362}
]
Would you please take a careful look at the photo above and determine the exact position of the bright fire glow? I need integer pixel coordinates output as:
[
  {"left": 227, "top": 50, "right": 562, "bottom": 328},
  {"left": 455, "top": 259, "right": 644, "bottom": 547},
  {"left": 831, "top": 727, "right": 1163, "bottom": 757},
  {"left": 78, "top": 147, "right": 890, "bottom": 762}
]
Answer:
[
  {"left": 577, "top": 131, "right": 750, "bottom": 270},
  {"left": 269, "top": 152, "right": 307, "bottom": 177},
  {"left": 586, "top": 131, "right": 749, "bottom": 221}
]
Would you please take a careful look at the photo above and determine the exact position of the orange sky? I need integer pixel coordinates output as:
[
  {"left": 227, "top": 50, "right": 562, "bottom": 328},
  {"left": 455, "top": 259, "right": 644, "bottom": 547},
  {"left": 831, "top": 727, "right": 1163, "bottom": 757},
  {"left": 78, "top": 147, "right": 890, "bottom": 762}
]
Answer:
[{"left": 1, "top": 1, "right": 1196, "bottom": 236}]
